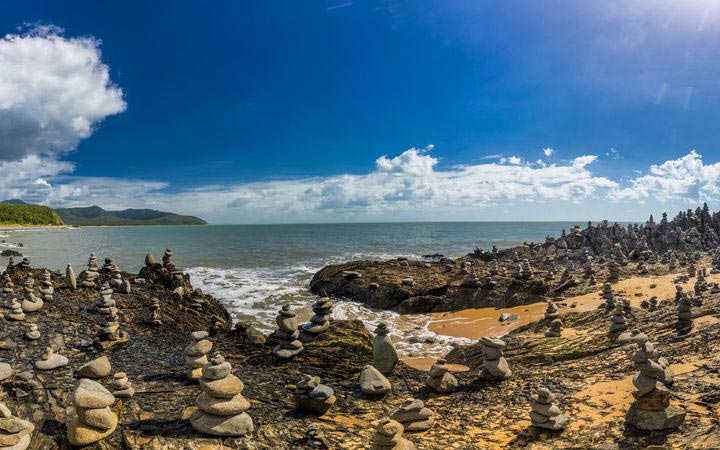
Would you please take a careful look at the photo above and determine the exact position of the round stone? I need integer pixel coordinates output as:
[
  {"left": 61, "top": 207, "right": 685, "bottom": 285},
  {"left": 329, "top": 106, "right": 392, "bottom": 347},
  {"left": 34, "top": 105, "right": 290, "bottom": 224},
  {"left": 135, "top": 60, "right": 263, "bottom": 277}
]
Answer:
[
  {"left": 189, "top": 410, "right": 254, "bottom": 436},
  {"left": 72, "top": 379, "right": 115, "bottom": 409},
  {"left": 199, "top": 374, "right": 244, "bottom": 398},
  {"left": 196, "top": 392, "right": 250, "bottom": 415}
]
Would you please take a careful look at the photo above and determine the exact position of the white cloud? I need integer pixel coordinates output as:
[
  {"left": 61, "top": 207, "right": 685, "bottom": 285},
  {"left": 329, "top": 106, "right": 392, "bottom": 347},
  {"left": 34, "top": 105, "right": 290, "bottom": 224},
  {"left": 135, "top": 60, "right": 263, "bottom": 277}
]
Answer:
[
  {"left": 0, "top": 26, "right": 125, "bottom": 161},
  {"left": 543, "top": 147, "right": 554, "bottom": 157},
  {"left": 499, "top": 155, "right": 522, "bottom": 165}
]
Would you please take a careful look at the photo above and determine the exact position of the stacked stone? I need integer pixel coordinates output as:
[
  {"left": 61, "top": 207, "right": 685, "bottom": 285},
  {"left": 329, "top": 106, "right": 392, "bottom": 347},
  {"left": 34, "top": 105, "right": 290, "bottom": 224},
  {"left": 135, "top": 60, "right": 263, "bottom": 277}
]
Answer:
[
  {"left": 6, "top": 299, "right": 25, "bottom": 321},
  {"left": 66, "top": 264, "right": 77, "bottom": 290},
  {"left": 626, "top": 342, "right": 685, "bottom": 430},
  {"left": 273, "top": 305, "right": 303, "bottom": 358},
  {"left": 150, "top": 297, "right": 162, "bottom": 326},
  {"left": 102, "top": 258, "right": 118, "bottom": 273},
  {"left": 370, "top": 418, "right": 416, "bottom": 450},
  {"left": 688, "top": 264, "right": 696, "bottom": 277},
  {"left": 676, "top": 294, "right": 693, "bottom": 330},
  {"left": 483, "top": 276, "right": 497, "bottom": 290},
  {"left": 544, "top": 319, "right": 563, "bottom": 337},
  {"left": 529, "top": 387, "right": 568, "bottom": 430},
  {"left": 82, "top": 253, "right": 101, "bottom": 287},
  {"left": 390, "top": 399, "right": 434, "bottom": 432},
  {"left": 34, "top": 346, "right": 69, "bottom": 370},
  {"left": 401, "top": 276, "right": 414, "bottom": 287},
  {"left": 478, "top": 337, "right": 512, "bottom": 380},
  {"left": 20, "top": 276, "right": 42, "bottom": 313},
  {"left": 96, "top": 283, "right": 116, "bottom": 315},
  {"left": 424, "top": 358, "right": 458, "bottom": 393},
  {"left": 600, "top": 283, "right": 616, "bottom": 310},
  {"left": 97, "top": 311, "right": 129, "bottom": 348},
  {"left": 18, "top": 258, "right": 30, "bottom": 271},
  {"left": 235, "top": 321, "right": 266, "bottom": 345},
  {"left": 609, "top": 303, "right": 628, "bottom": 333},
  {"left": 648, "top": 296, "right": 658, "bottom": 311},
  {"left": 0, "top": 402, "right": 34, "bottom": 450},
  {"left": 2, "top": 273, "right": 14, "bottom": 293},
  {"left": 109, "top": 268, "right": 131, "bottom": 294},
  {"left": 184, "top": 331, "right": 213, "bottom": 380},
  {"left": 373, "top": 323, "right": 398, "bottom": 375},
  {"left": 190, "top": 353, "right": 254, "bottom": 436},
  {"left": 305, "top": 423, "right": 331, "bottom": 448},
  {"left": 461, "top": 272, "right": 482, "bottom": 288},
  {"left": 25, "top": 323, "right": 40, "bottom": 340},
  {"left": 303, "top": 296, "right": 333, "bottom": 334},
  {"left": 67, "top": 379, "right": 118, "bottom": 446},
  {"left": 544, "top": 300, "right": 559, "bottom": 319},
  {"left": 607, "top": 261, "right": 621, "bottom": 280},
  {"left": 38, "top": 270, "right": 53, "bottom": 302},
  {"left": 295, "top": 374, "right": 336, "bottom": 415},
  {"left": 162, "top": 249, "right": 176, "bottom": 270},
  {"left": 111, "top": 372, "right": 136, "bottom": 398},
  {"left": 694, "top": 272, "right": 707, "bottom": 294},
  {"left": 669, "top": 258, "right": 677, "bottom": 271},
  {"left": 519, "top": 259, "right": 533, "bottom": 279}
]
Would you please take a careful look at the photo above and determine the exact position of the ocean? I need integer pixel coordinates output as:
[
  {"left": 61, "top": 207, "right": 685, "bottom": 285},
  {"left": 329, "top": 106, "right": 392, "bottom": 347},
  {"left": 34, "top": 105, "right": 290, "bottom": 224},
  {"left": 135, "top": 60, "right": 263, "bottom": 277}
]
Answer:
[{"left": 0, "top": 222, "right": 581, "bottom": 358}]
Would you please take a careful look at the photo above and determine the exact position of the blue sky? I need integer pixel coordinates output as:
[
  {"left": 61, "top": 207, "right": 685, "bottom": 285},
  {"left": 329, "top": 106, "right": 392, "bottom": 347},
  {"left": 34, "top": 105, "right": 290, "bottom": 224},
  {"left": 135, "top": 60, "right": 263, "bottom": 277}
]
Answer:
[{"left": 1, "top": 0, "right": 720, "bottom": 223}]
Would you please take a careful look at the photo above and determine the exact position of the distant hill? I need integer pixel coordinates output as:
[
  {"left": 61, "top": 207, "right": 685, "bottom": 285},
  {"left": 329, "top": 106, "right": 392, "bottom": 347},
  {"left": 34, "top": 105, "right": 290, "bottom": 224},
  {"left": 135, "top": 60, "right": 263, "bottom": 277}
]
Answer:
[
  {"left": 55, "top": 205, "right": 207, "bottom": 226},
  {"left": 0, "top": 202, "right": 64, "bottom": 226}
]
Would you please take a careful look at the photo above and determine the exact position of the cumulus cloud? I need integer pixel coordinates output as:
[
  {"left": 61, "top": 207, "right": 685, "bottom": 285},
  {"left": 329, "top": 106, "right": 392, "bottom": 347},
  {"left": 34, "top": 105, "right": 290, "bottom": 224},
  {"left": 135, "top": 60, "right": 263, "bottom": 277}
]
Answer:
[
  {"left": 543, "top": 148, "right": 554, "bottom": 157},
  {"left": 0, "top": 26, "right": 125, "bottom": 160}
]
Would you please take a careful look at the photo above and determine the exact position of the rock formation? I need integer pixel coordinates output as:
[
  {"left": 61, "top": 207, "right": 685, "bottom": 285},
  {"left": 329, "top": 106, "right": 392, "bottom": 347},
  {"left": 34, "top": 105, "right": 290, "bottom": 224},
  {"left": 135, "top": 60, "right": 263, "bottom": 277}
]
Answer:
[
  {"left": 66, "top": 264, "right": 77, "bottom": 290},
  {"left": 544, "top": 318, "right": 563, "bottom": 337},
  {"left": 370, "top": 417, "right": 416, "bottom": 450},
  {"left": 273, "top": 305, "right": 303, "bottom": 358},
  {"left": 529, "top": 387, "right": 568, "bottom": 430},
  {"left": 424, "top": 358, "right": 458, "bottom": 393},
  {"left": 111, "top": 372, "right": 136, "bottom": 398},
  {"left": 67, "top": 378, "right": 118, "bottom": 446},
  {"left": 609, "top": 303, "right": 628, "bottom": 333},
  {"left": 20, "top": 276, "right": 42, "bottom": 313},
  {"left": 359, "top": 364, "right": 391, "bottom": 395},
  {"left": 0, "top": 402, "right": 34, "bottom": 450},
  {"left": 184, "top": 331, "right": 213, "bottom": 380},
  {"left": 390, "top": 399, "right": 435, "bottom": 432},
  {"left": 295, "top": 374, "right": 337, "bottom": 415},
  {"left": 34, "top": 346, "right": 69, "bottom": 370},
  {"left": 372, "top": 323, "right": 398, "bottom": 375},
  {"left": 303, "top": 296, "right": 333, "bottom": 334},
  {"left": 478, "top": 337, "right": 512, "bottom": 380}
]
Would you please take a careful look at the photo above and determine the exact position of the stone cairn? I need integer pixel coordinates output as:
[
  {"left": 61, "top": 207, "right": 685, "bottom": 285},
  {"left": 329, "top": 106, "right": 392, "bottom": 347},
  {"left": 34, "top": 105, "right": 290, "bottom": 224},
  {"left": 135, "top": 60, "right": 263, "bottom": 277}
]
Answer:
[
  {"left": 273, "top": 305, "right": 303, "bottom": 358},
  {"left": 2, "top": 273, "right": 14, "bottom": 293},
  {"left": 609, "top": 303, "right": 628, "bottom": 333},
  {"left": 6, "top": 299, "right": 25, "bottom": 321},
  {"left": 608, "top": 261, "right": 621, "bottom": 281},
  {"left": 676, "top": 292, "right": 693, "bottom": 330},
  {"left": 20, "top": 276, "right": 43, "bottom": 313},
  {"left": 96, "top": 282, "right": 116, "bottom": 315},
  {"left": 305, "top": 423, "right": 331, "bottom": 448},
  {"left": 599, "top": 283, "right": 615, "bottom": 310},
  {"left": 544, "top": 300, "right": 559, "bottom": 319},
  {"left": 390, "top": 399, "right": 435, "bottom": 432},
  {"left": 96, "top": 310, "right": 130, "bottom": 349},
  {"left": 34, "top": 346, "right": 69, "bottom": 370},
  {"left": 67, "top": 378, "right": 118, "bottom": 446},
  {"left": 424, "top": 358, "right": 458, "bottom": 393},
  {"left": 626, "top": 342, "right": 685, "bottom": 430},
  {"left": 544, "top": 318, "right": 563, "bottom": 337},
  {"left": 295, "top": 374, "right": 337, "bottom": 415},
  {"left": 235, "top": 321, "right": 266, "bottom": 345},
  {"left": 25, "top": 323, "right": 40, "bottom": 340},
  {"left": 162, "top": 249, "right": 176, "bottom": 270},
  {"left": 529, "top": 387, "right": 568, "bottom": 430},
  {"left": 303, "top": 296, "right": 333, "bottom": 334},
  {"left": 184, "top": 331, "right": 213, "bottom": 380},
  {"left": 190, "top": 353, "right": 254, "bottom": 436},
  {"left": 461, "top": 272, "right": 482, "bottom": 288},
  {"left": 359, "top": 364, "right": 392, "bottom": 396},
  {"left": 370, "top": 417, "right": 416, "bottom": 450},
  {"left": 82, "top": 253, "right": 101, "bottom": 288},
  {"left": 38, "top": 270, "right": 53, "bottom": 302},
  {"left": 478, "top": 337, "right": 512, "bottom": 380},
  {"left": 111, "top": 372, "right": 136, "bottom": 398},
  {"left": 0, "top": 402, "right": 34, "bottom": 450},
  {"left": 66, "top": 264, "right": 77, "bottom": 290},
  {"left": 109, "top": 267, "right": 131, "bottom": 294},
  {"left": 373, "top": 323, "right": 398, "bottom": 375},
  {"left": 519, "top": 259, "right": 533, "bottom": 279},
  {"left": 149, "top": 297, "right": 162, "bottom": 326}
]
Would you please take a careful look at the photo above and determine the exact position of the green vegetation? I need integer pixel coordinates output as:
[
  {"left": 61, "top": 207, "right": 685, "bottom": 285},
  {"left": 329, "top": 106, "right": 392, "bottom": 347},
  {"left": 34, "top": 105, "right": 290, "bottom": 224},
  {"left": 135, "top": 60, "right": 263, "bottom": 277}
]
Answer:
[
  {"left": 55, "top": 205, "right": 207, "bottom": 226},
  {"left": 0, "top": 203, "right": 64, "bottom": 226}
]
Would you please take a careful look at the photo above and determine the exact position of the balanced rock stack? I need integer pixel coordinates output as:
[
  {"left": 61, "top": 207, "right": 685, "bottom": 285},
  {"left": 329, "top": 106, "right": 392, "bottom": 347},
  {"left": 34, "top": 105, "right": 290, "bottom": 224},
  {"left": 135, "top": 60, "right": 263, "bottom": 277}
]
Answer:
[
  {"left": 626, "top": 342, "right": 685, "bottom": 430},
  {"left": 162, "top": 249, "right": 176, "bottom": 270},
  {"left": 34, "top": 346, "right": 69, "bottom": 370},
  {"left": 273, "top": 305, "right": 303, "bottom": 358},
  {"left": 67, "top": 378, "right": 118, "bottom": 446},
  {"left": 544, "top": 300, "right": 559, "bottom": 319},
  {"left": 98, "top": 310, "right": 129, "bottom": 346},
  {"left": 6, "top": 299, "right": 25, "bottom": 321},
  {"left": 102, "top": 258, "right": 118, "bottom": 273},
  {"left": 184, "top": 331, "right": 213, "bottom": 380},
  {"left": 424, "top": 358, "right": 458, "bottom": 393},
  {"left": 370, "top": 418, "right": 416, "bottom": 450},
  {"left": 461, "top": 272, "right": 482, "bottom": 288},
  {"left": 529, "top": 387, "right": 568, "bottom": 430},
  {"left": 519, "top": 259, "right": 533, "bottom": 279},
  {"left": 677, "top": 294, "right": 693, "bottom": 330},
  {"left": 600, "top": 283, "right": 615, "bottom": 310},
  {"left": 390, "top": 399, "right": 434, "bottom": 432},
  {"left": 25, "top": 323, "right": 40, "bottom": 340},
  {"left": 303, "top": 296, "right": 333, "bottom": 334},
  {"left": 150, "top": 297, "right": 162, "bottom": 326},
  {"left": 20, "top": 276, "right": 43, "bottom": 313},
  {"left": 109, "top": 269, "right": 132, "bottom": 294},
  {"left": 96, "top": 283, "right": 117, "bottom": 315},
  {"left": 609, "top": 303, "right": 628, "bottom": 333},
  {"left": 295, "top": 374, "right": 337, "bottom": 415},
  {"left": 82, "top": 253, "right": 101, "bottom": 287},
  {"left": 38, "top": 270, "right": 54, "bottom": 302},
  {"left": 112, "top": 372, "right": 136, "bottom": 398},
  {"left": 478, "top": 337, "right": 512, "bottom": 380},
  {"left": 66, "top": 264, "right": 77, "bottom": 290},
  {"left": 373, "top": 323, "right": 398, "bottom": 375},
  {"left": 2, "top": 273, "right": 14, "bottom": 293},
  {"left": 0, "top": 402, "right": 34, "bottom": 450},
  {"left": 190, "top": 353, "right": 254, "bottom": 436},
  {"left": 235, "top": 322, "right": 266, "bottom": 345},
  {"left": 544, "top": 319, "right": 563, "bottom": 337}
]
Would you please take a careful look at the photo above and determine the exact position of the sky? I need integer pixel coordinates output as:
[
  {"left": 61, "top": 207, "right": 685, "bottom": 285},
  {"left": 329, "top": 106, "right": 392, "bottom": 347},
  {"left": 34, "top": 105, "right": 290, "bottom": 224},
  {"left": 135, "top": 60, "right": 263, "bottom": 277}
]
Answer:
[{"left": 1, "top": 0, "right": 720, "bottom": 223}]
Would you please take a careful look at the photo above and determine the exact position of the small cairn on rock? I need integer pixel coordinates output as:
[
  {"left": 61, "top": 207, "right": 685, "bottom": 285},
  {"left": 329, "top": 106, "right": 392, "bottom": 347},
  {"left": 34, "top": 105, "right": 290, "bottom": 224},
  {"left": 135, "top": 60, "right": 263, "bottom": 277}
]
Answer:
[
  {"left": 461, "top": 272, "right": 482, "bottom": 288},
  {"left": 67, "top": 378, "right": 118, "bottom": 446},
  {"left": 96, "top": 282, "right": 116, "bottom": 315},
  {"left": 6, "top": 299, "right": 25, "bottom": 321},
  {"left": 102, "top": 257, "right": 119, "bottom": 273},
  {"left": 295, "top": 374, "right": 337, "bottom": 415},
  {"left": 609, "top": 303, "right": 628, "bottom": 333},
  {"left": 2, "top": 272, "right": 14, "bottom": 293},
  {"left": 519, "top": 258, "right": 533, "bottom": 279},
  {"left": 162, "top": 249, "right": 176, "bottom": 271},
  {"left": 66, "top": 264, "right": 77, "bottom": 290},
  {"left": 529, "top": 387, "right": 568, "bottom": 430},
  {"left": 190, "top": 353, "right": 254, "bottom": 436},
  {"left": 676, "top": 293, "right": 693, "bottom": 330},
  {"left": 478, "top": 337, "right": 512, "bottom": 380},
  {"left": 544, "top": 318, "right": 563, "bottom": 337},
  {"left": 626, "top": 342, "right": 685, "bottom": 430},
  {"left": 149, "top": 297, "right": 162, "bottom": 326},
  {"left": 305, "top": 423, "right": 332, "bottom": 448},
  {"left": 373, "top": 323, "right": 398, "bottom": 375},
  {"left": 370, "top": 418, "right": 416, "bottom": 450},
  {"left": 359, "top": 364, "right": 392, "bottom": 396},
  {"left": 303, "top": 296, "right": 333, "bottom": 335},
  {"left": 0, "top": 402, "right": 35, "bottom": 450},
  {"left": 424, "top": 358, "right": 458, "bottom": 393},
  {"left": 96, "top": 310, "right": 129, "bottom": 349},
  {"left": 34, "top": 346, "right": 69, "bottom": 370},
  {"left": 544, "top": 300, "right": 559, "bottom": 319},
  {"left": 273, "top": 304, "right": 303, "bottom": 359},
  {"left": 184, "top": 331, "right": 213, "bottom": 380},
  {"left": 25, "top": 323, "right": 40, "bottom": 340},
  {"left": 599, "top": 282, "right": 616, "bottom": 310},
  {"left": 82, "top": 253, "right": 101, "bottom": 288},
  {"left": 235, "top": 321, "right": 266, "bottom": 345},
  {"left": 20, "top": 276, "right": 43, "bottom": 313},
  {"left": 38, "top": 270, "right": 54, "bottom": 302},
  {"left": 390, "top": 398, "right": 435, "bottom": 432},
  {"left": 607, "top": 260, "right": 621, "bottom": 280},
  {"left": 111, "top": 372, "right": 136, "bottom": 398}
]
